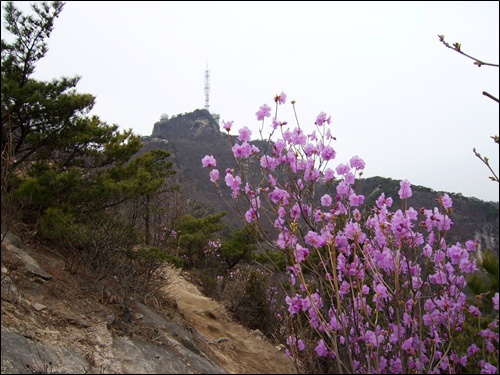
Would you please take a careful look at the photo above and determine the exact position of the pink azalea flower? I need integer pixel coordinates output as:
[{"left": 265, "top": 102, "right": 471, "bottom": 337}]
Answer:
[
  {"left": 402, "top": 337, "right": 414, "bottom": 354},
  {"left": 272, "top": 117, "right": 280, "bottom": 129},
  {"left": 321, "top": 194, "right": 332, "bottom": 207},
  {"left": 336, "top": 163, "right": 349, "bottom": 176},
  {"left": 320, "top": 145, "right": 336, "bottom": 161},
  {"left": 290, "top": 203, "right": 301, "bottom": 220},
  {"left": 297, "top": 339, "right": 305, "bottom": 351},
  {"left": 273, "top": 139, "right": 286, "bottom": 155},
  {"left": 244, "top": 207, "right": 259, "bottom": 222},
  {"left": 336, "top": 180, "right": 351, "bottom": 198},
  {"left": 232, "top": 142, "right": 252, "bottom": 158},
  {"left": 429, "top": 270, "right": 447, "bottom": 284},
  {"left": 349, "top": 193, "right": 365, "bottom": 207},
  {"left": 260, "top": 155, "right": 277, "bottom": 171},
  {"left": 344, "top": 171, "right": 355, "bottom": 185},
  {"left": 376, "top": 193, "right": 393, "bottom": 208},
  {"left": 323, "top": 168, "right": 335, "bottom": 182},
  {"left": 269, "top": 187, "right": 291, "bottom": 205},
  {"left": 465, "top": 240, "right": 477, "bottom": 252},
  {"left": 374, "top": 283, "right": 389, "bottom": 299},
  {"left": 315, "top": 339, "right": 329, "bottom": 357},
  {"left": 389, "top": 358, "right": 402, "bottom": 373},
  {"left": 364, "top": 330, "right": 380, "bottom": 347},
  {"left": 441, "top": 193, "right": 453, "bottom": 209},
  {"left": 349, "top": 155, "right": 365, "bottom": 170},
  {"left": 222, "top": 120, "right": 233, "bottom": 132},
  {"left": 275, "top": 92, "right": 286, "bottom": 105},
  {"left": 315, "top": 112, "right": 331, "bottom": 126},
  {"left": 238, "top": 126, "right": 252, "bottom": 142},
  {"left": 224, "top": 173, "right": 241, "bottom": 191},
  {"left": 201, "top": 155, "right": 217, "bottom": 168},
  {"left": 285, "top": 295, "right": 302, "bottom": 314},
  {"left": 294, "top": 244, "right": 309, "bottom": 263},
  {"left": 398, "top": 179, "right": 412, "bottom": 199},
  {"left": 339, "top": 280, "right": 350, "bottom": 296},
  {"left": 209, "top": 169, "right": 219, "bottom": 182},
  {"left": 447, "top": 244, "right": 467, "bottom": 265},
  {"left": 256, "top": 104, "right": 271, "bottom": 121},
  {"left": 480, "top": 362, "right": 497, "bottom": 374},
  {"left": 459, "top": 356, "right": 468, "bottom": 367},
  {"left": 459, "top": 257, "right": 477, "bottom": 273},
  {"left": 304, "top": 231, "right": 326, "bottom": 249},
  {"left": 469, "top": 305, "right": 481, "bottom": 317},
  {"left": 303, "top": 143, "right": 317, "bottom": 157},
  {"left": 290, "top": 127, "right": 307, "bottom": 146}
]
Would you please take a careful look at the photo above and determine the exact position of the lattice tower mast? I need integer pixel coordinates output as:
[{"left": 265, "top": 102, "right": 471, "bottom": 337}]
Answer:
[{"left": 204, "top": 65, "right": 210, "bottom": 111}]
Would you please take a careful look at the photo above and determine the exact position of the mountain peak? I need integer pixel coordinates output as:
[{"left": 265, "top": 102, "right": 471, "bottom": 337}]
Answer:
[{"left": 152, "top": 109, "right": 220, "bottom": 140}]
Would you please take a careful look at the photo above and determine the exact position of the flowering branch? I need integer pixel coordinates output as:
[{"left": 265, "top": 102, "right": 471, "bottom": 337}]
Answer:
[{"left": 203, "top": 92, "right": 499, "bottom": 374}]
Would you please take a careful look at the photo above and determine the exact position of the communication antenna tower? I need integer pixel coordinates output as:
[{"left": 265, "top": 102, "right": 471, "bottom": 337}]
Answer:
[{"left": 204, "top": 64, "right": 210, "bottom": 111}]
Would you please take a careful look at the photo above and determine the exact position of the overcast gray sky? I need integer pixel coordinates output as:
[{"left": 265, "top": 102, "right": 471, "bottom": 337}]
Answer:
[{"left": 2, "top": 1, "right": 499, "bottom": 202}]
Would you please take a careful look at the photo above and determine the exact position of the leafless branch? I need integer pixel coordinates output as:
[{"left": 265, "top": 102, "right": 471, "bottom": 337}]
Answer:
[
  {"left": 483, "top": 91, "right": 499, "bottom": 103},
  {"left": 473, "top": 148, "right": 499, "bottom": 183},
  {"left": 438, "top": 35, "right": 499, "bottom": 68}
]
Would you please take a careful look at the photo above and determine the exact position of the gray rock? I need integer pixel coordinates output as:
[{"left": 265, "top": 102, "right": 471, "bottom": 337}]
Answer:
[
  {"left": 1, "top": 329, "right": 90, "bottom": 374},
  {"left": 2, "top": 232, "right": 52, "bottom": 280}
]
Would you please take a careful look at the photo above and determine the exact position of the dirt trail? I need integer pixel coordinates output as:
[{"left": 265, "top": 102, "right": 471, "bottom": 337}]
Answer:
[{"left": 163, "top": 268, "right": 297, "bottom": 374}]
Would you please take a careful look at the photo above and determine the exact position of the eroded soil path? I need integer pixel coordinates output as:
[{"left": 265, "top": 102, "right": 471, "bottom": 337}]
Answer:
[{"left": 163, "top": 268, "right": 298, "bottom": 374}]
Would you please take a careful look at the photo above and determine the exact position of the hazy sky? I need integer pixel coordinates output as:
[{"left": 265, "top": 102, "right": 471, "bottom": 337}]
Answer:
[{"left": 2, "top": 1, "right": 499, "bottom": 202}]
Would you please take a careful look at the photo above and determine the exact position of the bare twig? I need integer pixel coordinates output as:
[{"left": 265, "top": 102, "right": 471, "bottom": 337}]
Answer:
[
  {"left": 483, "top": 91, "right": 499, "bottom": 103},
  {"left": 473, "top": 148, "right": 499, "bottom": 183},
  {"left": 438, "top": 35, "right": 500, "bottom": 68},
  {"left": 438, "top": 35, "right": 499, "bottom": 185}
]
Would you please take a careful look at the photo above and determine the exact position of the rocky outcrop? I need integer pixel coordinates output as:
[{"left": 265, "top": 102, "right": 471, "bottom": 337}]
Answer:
[
  {"left": 1, "top": 231, "right": 227, "bottom": 374},
  {"left": 151, "top": 109, "right": 221, "bottom": 141}
]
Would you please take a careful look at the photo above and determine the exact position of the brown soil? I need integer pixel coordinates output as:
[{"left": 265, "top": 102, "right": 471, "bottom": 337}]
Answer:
[{"left": 163, "top": 267, "right": 298, "bottom": 374}]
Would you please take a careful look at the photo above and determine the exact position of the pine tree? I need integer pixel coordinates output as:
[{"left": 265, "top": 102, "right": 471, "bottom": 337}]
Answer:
[{"left": 1, "top": 1, "right": 174, "bottom": 232}]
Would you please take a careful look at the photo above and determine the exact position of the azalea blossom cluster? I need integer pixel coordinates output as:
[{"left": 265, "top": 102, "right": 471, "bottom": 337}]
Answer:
[
  {"left": 205, "top": 239, "right": 222, "bottom": 258},
  {"left": 160, "top": 226, "right": 177, "bottom": 241},
  {"left": 202, "top": 93, "right": 499, "bottom": 374}
]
